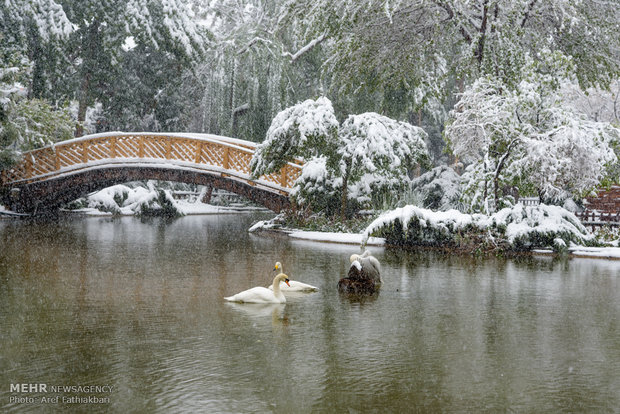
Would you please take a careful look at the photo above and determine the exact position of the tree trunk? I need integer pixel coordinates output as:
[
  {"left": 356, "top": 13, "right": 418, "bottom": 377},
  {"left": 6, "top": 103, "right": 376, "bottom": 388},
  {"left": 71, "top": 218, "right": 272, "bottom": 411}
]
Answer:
[
  {"left": 476, "top": 0, "right": 490, "bottom": 66},
  {"left": 75, "top": 21, "right": 99, "bottom": 137},
  {"left": 340, "top": 159, "right": 352, "bottom": 220},
  {"left": 75, "top": 72, "right": 90, "bottom": 137},
  {"left": 201, "top": 185, "right": 213, "bottom": 204},
  {"left": 493, "top": 173, "right": 500, "bottom": 211},
  {"left": 228, "top": 59, "right": 236, "bottom": 133}
]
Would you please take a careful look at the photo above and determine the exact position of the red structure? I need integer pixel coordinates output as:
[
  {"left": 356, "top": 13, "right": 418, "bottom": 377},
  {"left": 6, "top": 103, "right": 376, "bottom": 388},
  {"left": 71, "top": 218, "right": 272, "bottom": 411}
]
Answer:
[{"left": 577, "top": 186, "right": 620, "bottom": 227}]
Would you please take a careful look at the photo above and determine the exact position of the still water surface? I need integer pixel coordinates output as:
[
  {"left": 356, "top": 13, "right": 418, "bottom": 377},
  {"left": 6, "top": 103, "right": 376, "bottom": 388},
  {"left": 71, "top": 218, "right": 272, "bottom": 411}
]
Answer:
[{"left": 1, "top": 214, "right": 619, "bottom": 413}]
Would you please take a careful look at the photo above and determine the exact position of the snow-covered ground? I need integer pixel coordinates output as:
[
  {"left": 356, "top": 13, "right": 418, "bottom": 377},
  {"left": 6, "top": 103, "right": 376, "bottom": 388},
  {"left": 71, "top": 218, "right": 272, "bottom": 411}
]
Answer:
[
  {"left": 568, "top": 246, "right": 620, "bottom": 259},
  {"left": 287, "top": 230, "right": 385, "bottom": 245}
]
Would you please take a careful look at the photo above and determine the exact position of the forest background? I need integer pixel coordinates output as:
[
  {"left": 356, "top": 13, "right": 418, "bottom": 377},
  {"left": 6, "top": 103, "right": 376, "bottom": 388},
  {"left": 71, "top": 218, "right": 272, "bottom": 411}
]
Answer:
[{"left": 1, "top": 0, "right": 619, "bottom": 216}]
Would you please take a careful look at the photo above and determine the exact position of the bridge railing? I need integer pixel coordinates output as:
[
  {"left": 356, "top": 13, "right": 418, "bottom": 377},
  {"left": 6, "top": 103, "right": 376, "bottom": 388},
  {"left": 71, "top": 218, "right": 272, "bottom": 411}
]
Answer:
[{"left": 1, "top": 133, "right": 302, "bottom": 194}]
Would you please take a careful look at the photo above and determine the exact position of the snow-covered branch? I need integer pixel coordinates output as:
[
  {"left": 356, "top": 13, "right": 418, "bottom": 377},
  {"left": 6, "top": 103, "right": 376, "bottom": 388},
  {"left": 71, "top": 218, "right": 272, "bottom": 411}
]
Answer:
[
  {"left": 232, "top": 103, "right": 250, "bottom": 116},
  {"left": 237, "top": 37, "right": 273, "bottom": 55},
  {"left": 282, "top": 33, "right": 327, "bottom": 63}
]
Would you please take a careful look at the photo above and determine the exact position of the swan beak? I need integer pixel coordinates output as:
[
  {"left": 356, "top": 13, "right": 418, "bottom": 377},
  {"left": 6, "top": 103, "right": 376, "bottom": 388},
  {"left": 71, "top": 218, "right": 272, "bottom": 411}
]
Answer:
[{"left": 284, "top": 278, "right": 290, "bottom": 287}]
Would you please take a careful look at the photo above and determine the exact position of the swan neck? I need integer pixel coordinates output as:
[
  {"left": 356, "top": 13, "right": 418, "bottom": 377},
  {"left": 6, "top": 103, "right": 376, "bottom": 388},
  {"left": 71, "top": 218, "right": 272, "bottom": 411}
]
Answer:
[{"left": 272, "top": 273, "right": 285, "bottom": 295}]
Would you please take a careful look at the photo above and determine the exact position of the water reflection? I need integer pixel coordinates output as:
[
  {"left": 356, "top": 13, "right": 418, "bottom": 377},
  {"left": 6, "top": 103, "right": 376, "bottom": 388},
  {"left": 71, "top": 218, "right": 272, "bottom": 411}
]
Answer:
[{"left": 1, "top": 215, "right": 619, "bottom": 413}]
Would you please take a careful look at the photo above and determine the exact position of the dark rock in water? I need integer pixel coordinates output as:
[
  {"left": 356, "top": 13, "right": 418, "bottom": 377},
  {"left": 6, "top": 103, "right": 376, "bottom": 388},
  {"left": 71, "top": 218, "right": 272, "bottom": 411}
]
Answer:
[{"left": 337, "top": 277, "right": 376, "bottom": 295}]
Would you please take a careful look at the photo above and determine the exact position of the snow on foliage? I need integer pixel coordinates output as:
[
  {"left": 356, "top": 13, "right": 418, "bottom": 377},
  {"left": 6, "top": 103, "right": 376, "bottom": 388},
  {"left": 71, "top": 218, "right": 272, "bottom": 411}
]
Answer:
[
  {"left": 339, "top": 112, "right": 428, "bottom": 172},
  {"left": 337, "top": 112, "right": 430, "bottom": 211},
  {"left": 517, "top": 115, "right": 618, "bottom": 201},
  {"left": 491, "top": 204, "right": 590, "bottom": 249},
  {"left": 81, "top": 183, "right": 182, "bottom": 217},
  {"left": 446, "top": 52, "right": 619, "bottom": 212},
  {"left": 338, "top": 112, "right": 429, "bottom": 184},
  {"left": 3, "top": 0, "right": 74, "bottom": 41},
  {"left": 290, "top": 156, "right": 340, "bottom": 213},
  {"left": 409, "top": 165, "right": 461, "bottom": 211},
  {"left": 363, "top": 203, "right": 594, "bottom": 252},
  {"left": 250, "top": 97, "right": 339, "bottom": 177}
]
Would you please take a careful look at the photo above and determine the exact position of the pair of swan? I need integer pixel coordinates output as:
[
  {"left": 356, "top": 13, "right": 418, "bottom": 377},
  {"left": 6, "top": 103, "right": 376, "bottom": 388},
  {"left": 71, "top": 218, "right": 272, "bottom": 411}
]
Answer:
[
  {"left": 269, "top": 262, "right": 319, "bottom": 293},
  {"left": 338, "top": 250, "right": 382, "bottom": 294},
  {"left": 224, "top": 262, "right": 318, "bottom": 304}
]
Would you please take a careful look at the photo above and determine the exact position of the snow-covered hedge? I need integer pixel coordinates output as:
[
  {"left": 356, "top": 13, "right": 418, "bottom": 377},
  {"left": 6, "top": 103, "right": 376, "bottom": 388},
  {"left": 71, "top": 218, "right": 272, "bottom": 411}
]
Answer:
[{"left": 363, "top": 203, "right": 594, "bottom": 252}]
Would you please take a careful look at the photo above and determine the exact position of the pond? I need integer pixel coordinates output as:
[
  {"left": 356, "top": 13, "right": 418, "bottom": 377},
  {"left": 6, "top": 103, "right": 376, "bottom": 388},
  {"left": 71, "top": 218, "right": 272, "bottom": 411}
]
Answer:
[{"left": 1, "top": 214, "right": 619, "bottom": 413}]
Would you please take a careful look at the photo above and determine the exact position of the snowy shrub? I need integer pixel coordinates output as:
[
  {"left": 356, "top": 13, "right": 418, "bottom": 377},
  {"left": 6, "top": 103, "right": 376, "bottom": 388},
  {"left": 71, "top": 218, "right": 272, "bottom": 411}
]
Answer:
[
  {"left": 250, "top": 97, "right": 339, "bottom": 177},
  {"left": 338, "top": 112, "right": 430, "bottom": 215},
  {"left": 363, "top": 205, "right": 483, "bottom": 248},
  {"left": 1, "top": 98, "right": 74, "bottom": 168},
  {"left": 290, "top": 156, "right": 341, "bottom": 215},
  {"left": 84, "top": 185, "right": 133, "bottom": 214},
  {"left": 138, "top": 189, "right": 181, "bottom": 218},
  {"left": 409, "top": 165, "right": 461, "bottom": 211},
  {"left": 363, "top": 203, "right": 594, "bottom": 252}
]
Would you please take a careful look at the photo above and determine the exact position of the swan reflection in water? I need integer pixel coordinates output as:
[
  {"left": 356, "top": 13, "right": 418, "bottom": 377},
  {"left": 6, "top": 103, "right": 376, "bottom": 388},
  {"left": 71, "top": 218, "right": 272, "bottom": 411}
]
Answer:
[{"left": 225, "top": 302, "right": 290, "bottom": 328}]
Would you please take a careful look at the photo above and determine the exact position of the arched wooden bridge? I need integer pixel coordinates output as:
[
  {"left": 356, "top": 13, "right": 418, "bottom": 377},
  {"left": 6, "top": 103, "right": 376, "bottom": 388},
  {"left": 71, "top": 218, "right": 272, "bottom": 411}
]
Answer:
[{"left": 0, "top": 132, "right": 302, "bottom": 214}]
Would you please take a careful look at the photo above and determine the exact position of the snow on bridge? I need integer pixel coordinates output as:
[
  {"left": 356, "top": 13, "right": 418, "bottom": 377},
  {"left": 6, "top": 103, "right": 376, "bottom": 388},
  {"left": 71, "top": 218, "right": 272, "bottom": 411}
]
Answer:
[{"left": 0, "top": 132, "right": 302, "bottom": 214}]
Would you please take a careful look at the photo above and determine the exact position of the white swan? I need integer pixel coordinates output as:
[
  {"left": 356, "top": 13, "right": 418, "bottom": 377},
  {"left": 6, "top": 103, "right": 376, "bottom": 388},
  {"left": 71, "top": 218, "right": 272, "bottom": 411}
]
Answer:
[
  {"left": 268, "top": 262, "right": 319, "bottom": 292},
  {"left": 349, "top": 250, "right": 382, "bottom": 284},
  {"left": 224, "top": 273, "right": 290, "bottom": 303}
]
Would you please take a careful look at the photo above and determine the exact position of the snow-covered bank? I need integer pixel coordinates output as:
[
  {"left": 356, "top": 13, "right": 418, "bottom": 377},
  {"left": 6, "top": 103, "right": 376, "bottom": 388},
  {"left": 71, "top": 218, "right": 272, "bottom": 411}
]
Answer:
[
  {"left": 568, "top": 246, "right": 620, "bottom": 260},
  {"left": 534, "top": 246, "right": 620, "bottom": 260},
  {"left": 248, "top": 219, "right": 385, "bottom": 245},
  {"left": 287, "top": 230, "right": 384, "bottom": 245},
  {"left": 67, "top": 201, "right": 263, "bottom": 217},
  {"left": 249, "top": 214, "right": 620, "bottom": 259},
  {"left": 0, "top": 205, "right": 29, "bottom": 217}
]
